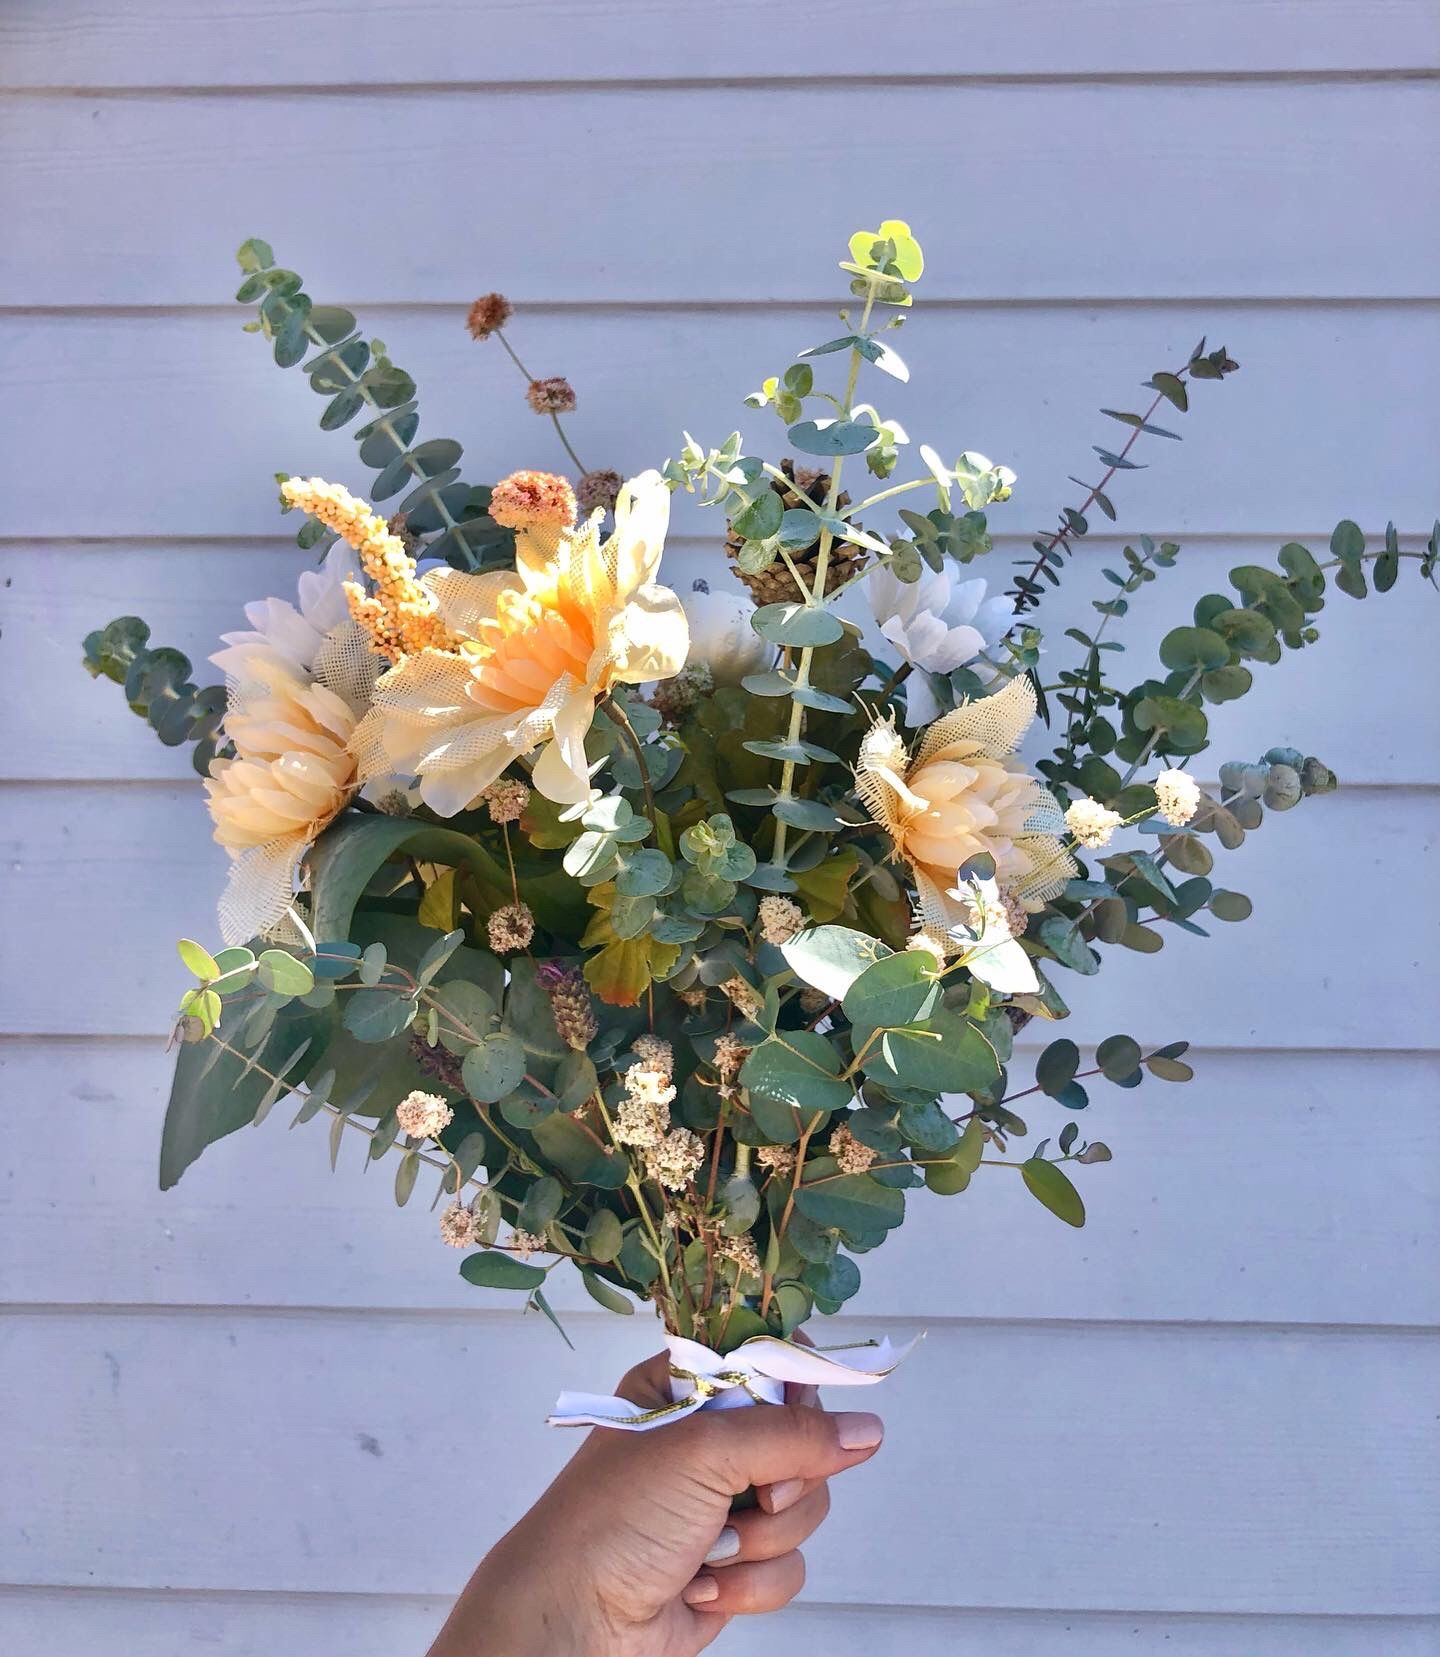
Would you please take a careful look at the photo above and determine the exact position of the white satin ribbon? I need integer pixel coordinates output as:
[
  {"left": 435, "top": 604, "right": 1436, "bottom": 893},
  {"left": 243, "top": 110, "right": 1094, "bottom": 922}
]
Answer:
[{"left": 547, "top": 1331, "right": 920, "bottom": 1431}]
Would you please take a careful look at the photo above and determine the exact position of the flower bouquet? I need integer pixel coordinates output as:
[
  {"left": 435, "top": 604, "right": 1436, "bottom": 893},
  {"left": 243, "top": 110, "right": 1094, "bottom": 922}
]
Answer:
[{"left": 85, "top": 223, "right": 1436, "bottom": 1424}]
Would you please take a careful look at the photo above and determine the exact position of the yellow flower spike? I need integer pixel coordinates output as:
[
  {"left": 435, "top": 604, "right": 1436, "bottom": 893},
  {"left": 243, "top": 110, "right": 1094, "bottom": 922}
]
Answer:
[{"left": 854, "top": 673, "right": 1074, "bottom": 945}]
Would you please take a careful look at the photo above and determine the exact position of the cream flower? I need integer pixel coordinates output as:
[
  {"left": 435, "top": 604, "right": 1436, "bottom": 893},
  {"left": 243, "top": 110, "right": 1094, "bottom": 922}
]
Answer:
[
  {"left": 204, "top": 663, "right": 359, "bottom": 944},
  {"left": 205, "top": 552, "right": 383, "bottom": 945},
  {"left": 352, "top": 471, "right": 689, "bottom": 812},
  {"left": 1065, "top": 795, "right": 1123, "bottom": 849},
  {"left": 866, "top": 565, "right": 1012, "bottom": 725},
  {"left": 210, "top": 542, "right": 358, "bottom": 683},
  {"left": 854, "top": 673, "right": 1074, "bottom": 937},
  {"left": 1154, "top": 767, "right": 1201, "bottom": 827}
]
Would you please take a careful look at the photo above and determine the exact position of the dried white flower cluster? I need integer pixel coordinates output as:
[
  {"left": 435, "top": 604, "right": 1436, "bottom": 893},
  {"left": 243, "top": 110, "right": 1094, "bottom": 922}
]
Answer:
[
  {"left": 644, "top": 1127, "right": 706, "bottom": 1192},
  {"left": 712, "top": 1033, "right": 750, "bottom": 1082},
  {"left": 1065, "top": 795, "right": 1124, "bottom": 849},
  {"left": 397, "top": 1089, "right": 453, "bottom": 1140},
  {"left": 479, "top": 777, "right": 530, "bottom": 824},
  {"left": 719, "top": 975, "right": 764, "bottom": 1020},
  {"left": 632, "top": 1034, "right": 673, "bottom": 1072},
  {"left": 439, "top": 1201, "right": 477, "bottom": 1248},
  {"left": 1154, "top": 767, "right": 1201, "bottom": 827},
  {"left": 613, "top": 1062, "right": 676, "bottom": 1149},
  {"left": 758, "top": 894, "right": 805, "bottom": 945},
  {"left": 719, "top": 1231, "right": 761, "bottom": 1276},
  {"left": 487, "top": 901, "right": 535, "bottom": 953},
  {"left": 756, "top": 1143, "right": 797, "bottom": 1176},
  {"left": 831, "top": 1121, "right": 877, "bottom": 1175},
  {"left": 510, "top": 1229, "right": 548, "bottom": 1259}
]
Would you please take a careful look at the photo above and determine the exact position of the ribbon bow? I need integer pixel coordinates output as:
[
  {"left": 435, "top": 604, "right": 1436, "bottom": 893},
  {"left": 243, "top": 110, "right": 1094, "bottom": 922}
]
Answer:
[{"left": 547, "top": 1331, "right": 919, "bottom": 1432}]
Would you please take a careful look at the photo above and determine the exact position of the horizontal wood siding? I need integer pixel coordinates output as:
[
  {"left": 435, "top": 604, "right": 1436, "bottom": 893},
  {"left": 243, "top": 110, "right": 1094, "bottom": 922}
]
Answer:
[
  {"left": 3, "top": 5, "right": 1436, "bottom": 1652},
  {"left": 2, "top": 85, "right": 1438, "bottom": 304}
]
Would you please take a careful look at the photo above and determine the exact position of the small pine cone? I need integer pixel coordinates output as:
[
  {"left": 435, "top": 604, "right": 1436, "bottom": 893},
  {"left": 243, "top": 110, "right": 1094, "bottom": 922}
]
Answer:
[
  {"left": 726, "top": 458, "right": 867, "bottom": 605},
  {"left": 831, "top": 1122, "right": 876, "bottom": 1175},
  {"left": 526, "top": 376, "right": 577, "bottom": 415},
  {"left": 440, "top": 1202, "right": 477, "bottom": 1248},
  {"left": 536, "top": 961, "right": 599, "bottom": 1051},
  {"left": 487, "top": 902, "right": 535, "bottom": 954},
  {"left": 466, "top": 292, "right": 513, "bottom": 340},
  {"left": 510, "top": 1229, "right": 547, "bottom": 1259},
  {"left": 758, "top": 894, "right": 805, "bottom": 946},
  {"left": 576, "top": 469, "right": 623, "bottom": 515},
  {"left": 756, "top": 1143, "right": 797, "bottom": 1176}
]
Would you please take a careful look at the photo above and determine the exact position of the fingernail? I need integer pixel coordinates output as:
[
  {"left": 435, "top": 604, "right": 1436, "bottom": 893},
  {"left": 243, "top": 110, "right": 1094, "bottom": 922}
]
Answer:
[
  {"left": 767, "top": 1476, "right": 805, "bottom": 1512},
  {"left": 703, "top": 1526, "right": 741, "bottom": 1563},
  {"left": 683, "top": 1574, "right": 720, "bottom": 1605},
  {"left": 835, "top": 1411, "right": 884, "bottom": 1451}
]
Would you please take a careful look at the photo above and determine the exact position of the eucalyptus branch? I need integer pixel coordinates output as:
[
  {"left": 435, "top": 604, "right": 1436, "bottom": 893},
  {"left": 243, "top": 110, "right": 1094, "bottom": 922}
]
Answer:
[{"left": 770, "top": 279, "right": 882, "bottom": 869}]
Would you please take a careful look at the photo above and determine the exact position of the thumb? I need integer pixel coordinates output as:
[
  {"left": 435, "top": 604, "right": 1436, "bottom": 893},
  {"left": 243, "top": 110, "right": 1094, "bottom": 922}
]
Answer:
[{"left": 669, "top": 1402, "right": 884, "bottom": 1498}]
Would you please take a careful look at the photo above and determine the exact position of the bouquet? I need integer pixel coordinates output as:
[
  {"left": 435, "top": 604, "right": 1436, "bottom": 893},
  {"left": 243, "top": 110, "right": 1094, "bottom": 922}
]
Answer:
[{"left": 84, "top": 222, "right": 1436, "bottom": 1422}]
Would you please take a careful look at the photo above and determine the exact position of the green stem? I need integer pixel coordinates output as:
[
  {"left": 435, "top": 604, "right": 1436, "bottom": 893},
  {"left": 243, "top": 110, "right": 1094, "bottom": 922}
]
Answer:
[
  {"left": 770, "top": 280, "right": 881, "bottom": 869},
  {"left": 599, "top": 695, "right": 657, "bottom": 835}
]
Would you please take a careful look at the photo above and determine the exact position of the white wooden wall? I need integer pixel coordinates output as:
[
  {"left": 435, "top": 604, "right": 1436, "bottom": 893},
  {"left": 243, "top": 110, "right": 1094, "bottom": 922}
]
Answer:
[{"left": 2, "top": 5, "right": 1438, "bottom": 1652}]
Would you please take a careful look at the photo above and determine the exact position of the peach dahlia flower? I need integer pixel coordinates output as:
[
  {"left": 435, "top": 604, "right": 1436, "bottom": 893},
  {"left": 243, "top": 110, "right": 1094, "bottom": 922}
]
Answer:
[
  {"left": 854, "top": 672, "right": 1074, "bottom": 940},
  {"left": 204, "top": 552, "right": 383, "bottom": 945},
  {"left": 352, "top": 470, "right": 689, "bottom": 813}
]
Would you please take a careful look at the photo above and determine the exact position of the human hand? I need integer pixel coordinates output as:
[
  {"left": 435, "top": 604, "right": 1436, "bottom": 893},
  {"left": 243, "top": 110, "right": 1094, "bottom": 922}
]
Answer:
[{"left": 427, "top": 1349, "right": 885, "bottom": 1655}]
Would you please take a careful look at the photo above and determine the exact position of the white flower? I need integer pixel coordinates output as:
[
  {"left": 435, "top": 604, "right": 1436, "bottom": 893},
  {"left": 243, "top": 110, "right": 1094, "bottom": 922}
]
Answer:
[
  {"left": 682, "top": 583, "right": 774, "bottom": 685},
  {"left": 396, "top": 1090, "right": 453, "bottom": 1140},
  {"left": 1154, "top": 767, "right": 1201, "bottom": 827},
  {"left": 211, "top": 543, "right": 359, "bottom": 683},
  {"left": 1065, "top": 796, "right": 1123, "bottom": 849},
  {"left": 943, "top": 874, "right": 1039, "bottom": 994},
  {"left": 867, "top": 565, "right": 1013, "bottom": 726}
]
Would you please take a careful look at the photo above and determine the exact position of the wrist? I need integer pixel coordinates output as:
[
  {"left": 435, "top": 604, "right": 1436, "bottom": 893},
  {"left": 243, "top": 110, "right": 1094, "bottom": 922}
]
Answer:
[{"left": 430, "top": 1535, "right": 596, "bottom": 1657}]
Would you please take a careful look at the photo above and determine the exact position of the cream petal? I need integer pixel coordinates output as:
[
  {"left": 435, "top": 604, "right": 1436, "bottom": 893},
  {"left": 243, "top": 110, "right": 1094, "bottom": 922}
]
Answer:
[
  {"left": 927, "top": 623, "right": 988, "bottom": 675},
  {"left": 915, "top": 671, "right": 1036, "bottom": 766},
  {"left": 531, "top": 686, "right": 598, "bottom": 804},
  {"left": 424, "top": 567, "right": 518, "bottom": 639},
  {"left": 609, "top": 470, "right": 671, "bottom": 597},
  {"left": 609, "top": 584, "right": 691, "bottom": 684},
  {"left": 901, "top": 671, "right": 943, "bottom": 729}
]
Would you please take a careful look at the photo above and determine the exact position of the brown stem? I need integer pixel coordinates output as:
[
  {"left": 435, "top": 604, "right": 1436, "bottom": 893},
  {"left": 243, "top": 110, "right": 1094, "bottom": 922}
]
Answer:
[{"left": 1009, "top": 379, "right": 1186, "bottom": 613}]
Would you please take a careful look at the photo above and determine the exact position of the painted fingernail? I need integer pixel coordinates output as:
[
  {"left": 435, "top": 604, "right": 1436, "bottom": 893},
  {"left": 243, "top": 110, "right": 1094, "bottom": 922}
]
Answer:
[
  {"left": 683, "top": 1574, "right": 720, "bottom": 1605},
  {"left": 767, "top": 1476, "right": 805, "bottom": 1512},
  {"left": 704, "top": 1526, "right": 741, "bottom": 1564},
  {"left": 835, "top": 1411, "right": 884, "bottom": 1451}
]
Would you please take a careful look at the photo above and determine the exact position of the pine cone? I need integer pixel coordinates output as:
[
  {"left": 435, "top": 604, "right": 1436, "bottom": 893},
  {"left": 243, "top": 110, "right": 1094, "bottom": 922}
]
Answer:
[{"left": 726, "top": 459, "right": 867, "bottom": 606}]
